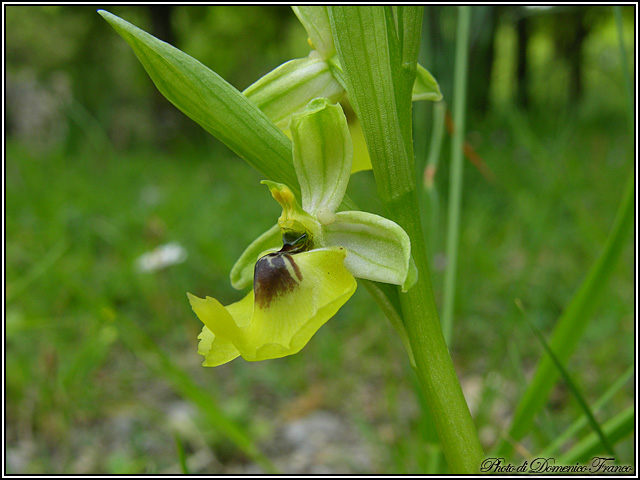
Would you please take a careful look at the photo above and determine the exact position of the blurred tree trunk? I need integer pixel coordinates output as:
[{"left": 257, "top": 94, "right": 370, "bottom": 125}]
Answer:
[
  {"left": 148, "top": 5, "right": 181, "bottom": 149},
  {"left": 563, "top": 9, "right": 587, "bottom": 103},
  {"left": 515, "top": 10, "right": 529, "bottom": 109},
  {"left": 467, "top": 6, "right": 499, "bottom": 117},
  {"left": 149, "top": 5, "right": 175, "bottom": 45}
]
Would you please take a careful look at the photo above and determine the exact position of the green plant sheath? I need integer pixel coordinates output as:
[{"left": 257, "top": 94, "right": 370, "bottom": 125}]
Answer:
[{"left": 441, "top": 7, "right": 471, "bottom": 345}]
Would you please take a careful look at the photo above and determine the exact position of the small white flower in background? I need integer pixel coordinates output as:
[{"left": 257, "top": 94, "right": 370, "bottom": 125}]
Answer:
[{"left": 136, "top": 242, "right": 187, "bottom": 273}]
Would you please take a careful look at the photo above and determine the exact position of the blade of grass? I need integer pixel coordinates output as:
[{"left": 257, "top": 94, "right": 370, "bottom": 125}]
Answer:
[
  {"left": 441, "top": 7, "right": 471, "bottom": 345},
  {"left": 173, "top": 434, "right": 190, "bottom": 474},
  {"left": 515, "top": 299, "right": 616, "bottom": 457},
  {"left": 496, "top": 166, "right": 634, "bottom": 458},
  {"left": 557, "top": 406, "right": 634, "bottom": 465},
  {"left": 423, "top": 102, "right": 446, "bottom": 260},
  {"left": 540, "top": 364, "right": 633, "bottom": 457},
  {"left": 114, "top": 315, "right": 277, "bottom": 474},
  {"left": 7, "top": 240, "right": 67, "bottom": 302}
]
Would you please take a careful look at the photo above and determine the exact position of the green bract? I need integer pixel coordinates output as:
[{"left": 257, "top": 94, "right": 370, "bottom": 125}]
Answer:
[
  {"left": 189, "top": 98, "right": 416, "bottom": 366},
  {"left": 244, "top": 6, "right": 442, "bottom": 173}
]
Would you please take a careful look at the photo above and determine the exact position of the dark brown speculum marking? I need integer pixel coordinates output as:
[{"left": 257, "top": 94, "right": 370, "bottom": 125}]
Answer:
[
  {"left": 254, "top": 253, "right": 303, "bottom": 309},
  {"left": 254, "top": 232, "right": 308, "bottom": 309}
]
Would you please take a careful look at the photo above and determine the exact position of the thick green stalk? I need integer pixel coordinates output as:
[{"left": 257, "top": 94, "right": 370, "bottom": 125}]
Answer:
[
  {"left": 441, "top": 7, "right": 471, "bottom": 345},
  {"left": 329, "top": 6, "right": 483, "bottom": 473}
]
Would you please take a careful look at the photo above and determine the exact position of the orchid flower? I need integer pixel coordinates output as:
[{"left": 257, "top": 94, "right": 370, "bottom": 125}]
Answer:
[
  {"left": 188, "top": 98, "right": 415, "bottom": 366},
  {"left": 243, "top": 6, "right": 442, "bottom": 173}
]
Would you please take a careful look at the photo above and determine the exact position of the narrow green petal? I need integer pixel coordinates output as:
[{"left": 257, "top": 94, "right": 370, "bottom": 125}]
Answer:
[
  {"left": 324, "top": 211, "right": 414, "bottom": 287},
  {"left": 261, "top": 180, "right": 323, "bottom": 241},
  {"left": 412, "top": 63, "right": 443, "bottom": 102},
  {"left": 230, "top": 224, "right": 282, "bottom": 290},
  {"left": 244, "top": 246, "right": 357, "bottom": 361},
  {"left": 292, "top": 6, "right": 336, "bottom": 59},
  {"left": 244, "top": 54, "right": 344, "bottom": 129},
  {"left": 290, "top": 98, "right": 353, "bottom": 215}
]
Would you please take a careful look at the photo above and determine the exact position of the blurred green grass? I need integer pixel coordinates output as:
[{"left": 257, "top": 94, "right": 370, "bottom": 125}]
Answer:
[{"left": 5, "top": 5, "right": 634, "bottom": 474}]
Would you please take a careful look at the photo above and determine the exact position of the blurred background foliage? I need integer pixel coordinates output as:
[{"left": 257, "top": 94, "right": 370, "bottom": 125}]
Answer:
[{"left": 5, "top": 5, "right": 634, "bottom": 474}]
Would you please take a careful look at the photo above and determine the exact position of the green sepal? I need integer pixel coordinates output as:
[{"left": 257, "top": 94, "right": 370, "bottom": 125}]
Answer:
[
  {"left": 324, "top": 210, "right": 413, "bottom": 287},
  {"left": 292, "top": 6, "right": 336, "bottom": 59},
  {"left": 230, "top": 224, "right": 282, "bottom": 290},
  {"left": 412, "top": 64, "right": 443, "bottom": 102},
  {"left": 290, "top": 98, "right": 352, "bottom": 215},
  {"left": 244, "top": 53, "right": 344, "bottom": 129}
]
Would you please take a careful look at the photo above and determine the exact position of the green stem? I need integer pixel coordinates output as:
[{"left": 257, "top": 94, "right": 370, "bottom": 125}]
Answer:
[
  {"left": 424, "top": 102, "right": 446, "bottom": 259},
  {"left": 442, "top": 7, "right": 471, "bottom": 345},
  {"left": 329, "top": 6, "right": 484, "bottom": 473}
]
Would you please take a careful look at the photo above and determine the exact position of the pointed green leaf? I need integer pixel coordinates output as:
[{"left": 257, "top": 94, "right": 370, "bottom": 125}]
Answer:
[
  {"left": 98, "top": 10, "right": 298, "bottom": 189},
  {"left": 292, "top": 6, "right": 335, "bottom": 59},
  {"left": 412, "top": 64, "right": 443, "bottom": 101},
  {"left": 230, "top": 224, "right": 282, "bottom": 290},
  {"left": 290, "top": 98, "right": 352, "bottom": 215},
  {"left": 244, "top": 53, "right": 344, "bottom": 129},
  {"left": 324, "top": 210, "right": 413, "bottom": 288}
]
